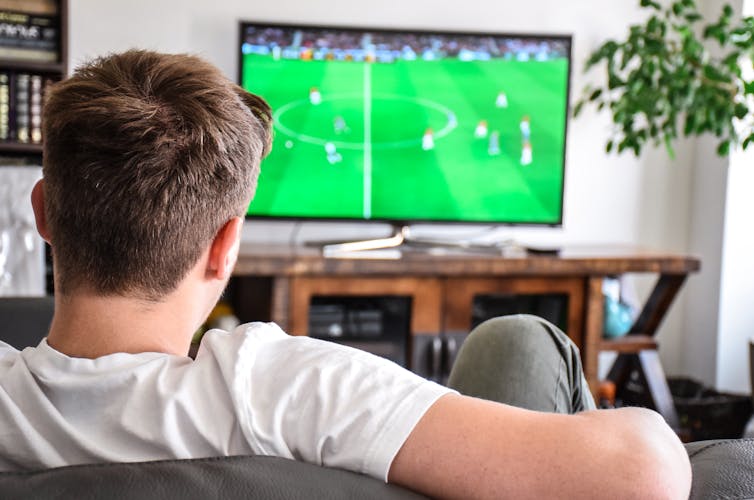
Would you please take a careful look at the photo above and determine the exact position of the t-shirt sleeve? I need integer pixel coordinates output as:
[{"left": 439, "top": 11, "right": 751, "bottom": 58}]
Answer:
[{"left": 208, "top": 323, "right": 454, "bottom": 481}]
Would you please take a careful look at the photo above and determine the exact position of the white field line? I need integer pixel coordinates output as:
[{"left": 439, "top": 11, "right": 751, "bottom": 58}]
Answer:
[{"left": 363, "top": 62, "right": 372, "bottom": 219}]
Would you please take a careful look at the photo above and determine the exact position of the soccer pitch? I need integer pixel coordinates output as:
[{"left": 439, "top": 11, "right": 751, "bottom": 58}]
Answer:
[{"left": 242, "top": 54, "right": 568, "bottom": 224}]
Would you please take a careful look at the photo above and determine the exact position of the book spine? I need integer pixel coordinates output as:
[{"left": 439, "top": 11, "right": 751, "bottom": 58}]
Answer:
[
  {"left": 29, "top": 73, "right": 41, "bottom": 143},
  {"left": 14, "top": 71, "right": 29, "bottom": 143},
  {"left": 0, "top": 71, "right": 9, "bottom": 141}
]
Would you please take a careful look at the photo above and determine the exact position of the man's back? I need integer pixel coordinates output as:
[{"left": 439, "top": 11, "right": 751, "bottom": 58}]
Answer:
[
  {"left": 0, "top": 323, "right": 449, "bottom": 476},
  {"left": 0, "top": 335, "right": 246, "bottom": 471}
]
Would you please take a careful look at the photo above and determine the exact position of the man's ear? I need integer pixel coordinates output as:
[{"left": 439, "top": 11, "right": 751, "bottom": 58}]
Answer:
[
  {"left": 207, "top": 217, "right": 244, "bottom": 280},
  {"left": 30, "top": 179, "right": 51, "bottom": 243}
]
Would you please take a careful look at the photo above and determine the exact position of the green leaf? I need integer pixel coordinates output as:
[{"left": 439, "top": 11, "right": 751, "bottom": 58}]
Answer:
[
  {"left": 703, "top": 25, "right": 720, "bottom": 39},
  {"left": 589, "top": 88, "right": 603, "bottom": 101},
  {"left": 723, "top": 4, "right": 734, "bottom": 18},
  {"left": 734, "top": 103, "right": 748, "bottom": 119},
  {"left": 664, "top": 135, "right": 676, "bottom": 159},
  {"left": 743, "top": 133, "right": 754, "bottom": 150},
  {"left": 641, "top": 0, "right": 662, "bottom": 9},
  {"left": 717, "top": 140, "right": 730, "bottom": 156},
  {"left": 743, "top": 80, "right": 754, "bottom": 94},
  {"left": 606, "top": 140, "right": 614, "bottom": 153},
  {"left": 573, "top": 100, "right": 584, "bottom": 117},
  {"left": 722, "top": 51, "right": 740, "bottom": 69},
  {"left": 703, "top": 64, "right": 730, "bottom": 83}
]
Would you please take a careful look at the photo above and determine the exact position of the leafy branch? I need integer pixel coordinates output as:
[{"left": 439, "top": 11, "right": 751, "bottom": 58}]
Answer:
[{"left": 574, "top": 0, "right": 754, "bottom": 157}]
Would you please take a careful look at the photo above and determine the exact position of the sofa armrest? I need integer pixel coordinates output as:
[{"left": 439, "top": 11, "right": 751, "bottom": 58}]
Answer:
[
  {"left": 687, "top": 438, "right": 754, "bottom": 500},
  {"left": 0, "top": 455, "right": 427, "bottom": 500}
]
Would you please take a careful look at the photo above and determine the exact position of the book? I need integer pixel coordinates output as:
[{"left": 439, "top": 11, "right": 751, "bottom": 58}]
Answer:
[
  {"left": 13, "top": 72, "right": 29, "bottom": 143},
  {"left": 29, "top": 73, "right": 40, "bottom": 143},
  {"left": 0, "top": 10, "right": 59, "bottom": 62},
  {"left": 0, "top": 71, "right": 8, "bottom": 141}
]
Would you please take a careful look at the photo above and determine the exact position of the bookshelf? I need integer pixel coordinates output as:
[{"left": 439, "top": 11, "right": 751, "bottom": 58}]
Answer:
[
  {"left": 0, "top": 0, "right": 66, "bottom": 295},
  {"left": 0, "top": 0, "right": 67, "bottom": 159}
]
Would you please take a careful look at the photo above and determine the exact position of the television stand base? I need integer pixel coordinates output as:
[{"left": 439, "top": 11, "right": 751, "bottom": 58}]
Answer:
[
  {"left": 319, "top": 226, "right": 409, "bottom": 256},
  {"left": 310, "top": 225, "right": 529, "bottom": 258}
]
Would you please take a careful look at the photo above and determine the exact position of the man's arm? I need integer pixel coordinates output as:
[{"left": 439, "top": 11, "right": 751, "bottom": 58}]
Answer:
[{"left": 389, "top": 393, "right": 691, "bottom": 499}]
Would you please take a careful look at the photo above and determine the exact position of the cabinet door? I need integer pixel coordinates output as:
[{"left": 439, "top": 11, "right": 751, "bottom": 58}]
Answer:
[
  {"left": 443, "top": 277, "right": 585, "bottom": 349},
  {"left": 288, "top": 277, "right": 443, "bottom": 336}
]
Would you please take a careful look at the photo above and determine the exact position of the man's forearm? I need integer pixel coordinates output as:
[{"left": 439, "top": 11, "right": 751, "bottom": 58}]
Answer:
[{"left": 389, "top": 394, "right": 691, "bottom": 499}]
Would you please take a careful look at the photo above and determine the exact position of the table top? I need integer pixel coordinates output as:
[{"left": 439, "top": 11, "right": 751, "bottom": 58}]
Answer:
[{"left": 235, "top": 243, "right": 701, "bottom": 277}]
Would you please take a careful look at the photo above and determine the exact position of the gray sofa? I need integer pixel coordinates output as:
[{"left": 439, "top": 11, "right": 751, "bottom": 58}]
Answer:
[
  {"left": 1, "top": 298, "right": 753, "bottom": 498},
  {"left": 0, "top": 439, "right": 752, "bottom": 499}
]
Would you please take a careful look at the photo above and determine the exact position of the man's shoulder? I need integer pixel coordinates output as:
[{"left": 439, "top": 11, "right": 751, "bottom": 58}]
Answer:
[
  {"left": 0, "top": 340, "right": 20, "bottom": 369},
  {"left": 198, "top": 321, "right": 287, "bottom": 353}
]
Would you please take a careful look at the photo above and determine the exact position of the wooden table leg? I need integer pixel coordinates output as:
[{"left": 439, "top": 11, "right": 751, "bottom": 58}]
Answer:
[
  {"left": 629, "top": 274, "right": 687, "bottom": 336},
  {"left": 584, "top": 277, "right": 604, "bottom": 398},
  {"left": 270, "top": 276, "right": 291, "bottom": 332},
  {"left": 639, "top": 350, "right": 679, "bottom": 428},
  {"left": 606, "top": 273, "right": 686, "bottom": 428}
]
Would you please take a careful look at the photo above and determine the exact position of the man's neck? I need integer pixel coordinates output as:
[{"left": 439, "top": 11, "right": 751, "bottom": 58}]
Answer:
[{"left": 46, "top": 290, "right": 199, "bottom": 359}]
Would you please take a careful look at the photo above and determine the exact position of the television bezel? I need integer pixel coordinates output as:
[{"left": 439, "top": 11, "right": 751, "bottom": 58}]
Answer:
[{"left": 238, "top": 20, "right": 572, "bottom": 228}]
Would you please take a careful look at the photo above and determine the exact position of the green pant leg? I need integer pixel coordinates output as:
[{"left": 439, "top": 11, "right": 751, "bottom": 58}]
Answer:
[{"left": 447, "top": 314, "right": 596, "bottom": 413}]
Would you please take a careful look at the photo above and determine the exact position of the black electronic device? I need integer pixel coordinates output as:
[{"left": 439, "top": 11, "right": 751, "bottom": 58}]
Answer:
[{"left": 308, "top": 296, "right": 411, "bottom": 366}]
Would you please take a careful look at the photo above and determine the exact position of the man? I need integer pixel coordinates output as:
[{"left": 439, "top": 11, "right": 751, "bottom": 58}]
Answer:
[{"left": 0, "top": 50, "right": 691, "bottom": 498}]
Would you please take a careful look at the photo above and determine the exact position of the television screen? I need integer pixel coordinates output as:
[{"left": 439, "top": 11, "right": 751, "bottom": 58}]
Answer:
[{"left": 239, "top": 23, "right": 571, "bottom": 225}]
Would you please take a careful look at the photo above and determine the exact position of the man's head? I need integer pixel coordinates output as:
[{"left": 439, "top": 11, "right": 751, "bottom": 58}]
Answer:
[{"left": 39, "top": 50, "right": 272, "bottom": 301}]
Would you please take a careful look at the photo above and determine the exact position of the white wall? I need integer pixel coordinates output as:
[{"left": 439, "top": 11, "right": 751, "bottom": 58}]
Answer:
[
  {"left": 69, "top": 0, "right": 700, "bottom": 378},
  {"left": 717, "top": 149, "right": 754, "bottom": 393}
]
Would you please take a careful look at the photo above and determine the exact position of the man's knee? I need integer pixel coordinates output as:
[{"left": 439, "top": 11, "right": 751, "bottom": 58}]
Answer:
[
  {"left": 466, "top": 314, "right": 574, "bottom": 357},
  {"left": 451, "top": 314, "right": 594, "bottom": 412}
]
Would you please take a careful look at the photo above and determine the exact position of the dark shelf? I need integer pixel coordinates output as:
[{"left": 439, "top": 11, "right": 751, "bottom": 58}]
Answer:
[
  {"left": 0, "top": 142, "right": 44, "bottom": 155},
  {"left": 0, "top": 59, "right": 65, "bottom": 74}
]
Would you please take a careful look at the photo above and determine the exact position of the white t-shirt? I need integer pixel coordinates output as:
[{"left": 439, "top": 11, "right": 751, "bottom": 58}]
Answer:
[{"left": 0, "top": 322, "right": 452, "bottom": 479}]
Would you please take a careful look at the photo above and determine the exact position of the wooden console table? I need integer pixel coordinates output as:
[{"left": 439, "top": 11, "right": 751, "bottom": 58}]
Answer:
[{"left": 232, "top": 243, "right": 700, "bottom": 426}]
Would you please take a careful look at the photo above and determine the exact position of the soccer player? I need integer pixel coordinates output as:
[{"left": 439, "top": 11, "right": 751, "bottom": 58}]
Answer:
[
  {"left": 422, "top": 127, "right": 435, "bottom": 150},
  {"left": 309, "top": 86, "right": 322, "bottom": 105},
  {"left": 495, "top": 91, "right": 508, "bottom": 108},
  {"left": 521, "top": 140, "right": 533, "bottom": 165},
  {"left": 488, "top": 130, "right": 501, "bottom": 156},
  {"left": 520, "top": 115, "right": 531, "bottom": 142},
  {"left": 333, "top": 115, "right": 349, "bottom": 135},
  {"left": 474, "top": 119, "right": 488, "bottom": 139},
  {"left": 325, "top": 141, "right": 342, "bottom": 164}
]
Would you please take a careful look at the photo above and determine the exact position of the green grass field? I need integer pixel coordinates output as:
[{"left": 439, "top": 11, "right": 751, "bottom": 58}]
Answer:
[{"left": 241, "top": 54, "right": 568, "bottom": 224}]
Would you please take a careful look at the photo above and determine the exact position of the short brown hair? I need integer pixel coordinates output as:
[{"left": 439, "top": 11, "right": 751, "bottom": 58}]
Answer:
[{"left": 42, "top": 50, "right": 272, "bottom": 300}]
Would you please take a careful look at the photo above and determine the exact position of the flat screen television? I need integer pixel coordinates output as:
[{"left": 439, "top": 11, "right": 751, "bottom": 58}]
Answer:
[{"left": 239, "top": 22, "right": 571, "bottom": 226}]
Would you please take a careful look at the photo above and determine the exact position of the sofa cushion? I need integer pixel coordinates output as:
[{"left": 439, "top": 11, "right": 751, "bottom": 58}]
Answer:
[
  {"left": 687, "top": 438, "right": 754, "bottom": 499},
  {"left": 0, "top": 455, "right": 427, "bottom": 500}
]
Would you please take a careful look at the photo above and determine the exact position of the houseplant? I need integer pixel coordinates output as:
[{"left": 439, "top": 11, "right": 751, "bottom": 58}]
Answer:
[{"left": 574, "top": 0, "right": 754, "bottom": 157}]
